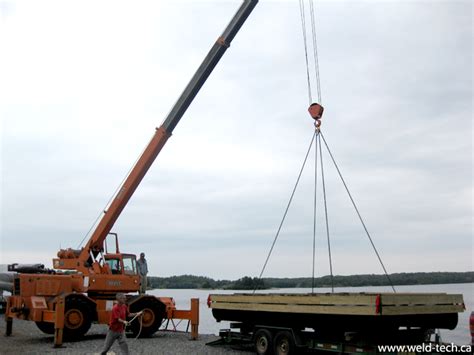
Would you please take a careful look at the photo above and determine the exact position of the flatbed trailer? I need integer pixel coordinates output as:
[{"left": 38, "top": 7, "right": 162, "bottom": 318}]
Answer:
[
  {"left": 208, "top": 325, "right": 448, "bottom": 354},
  {"left": 207, "top": 292, "right": 465, "bottom": 354}
]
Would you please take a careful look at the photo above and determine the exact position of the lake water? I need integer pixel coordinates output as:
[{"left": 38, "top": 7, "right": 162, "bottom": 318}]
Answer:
[{"left": 149, "top": 283, "right": 473, "bottom": 345}]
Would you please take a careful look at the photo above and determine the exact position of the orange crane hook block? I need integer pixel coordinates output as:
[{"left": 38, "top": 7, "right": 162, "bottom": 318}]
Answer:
[{"left": 308, "top": 102, "right": 324, "bottom": 128}]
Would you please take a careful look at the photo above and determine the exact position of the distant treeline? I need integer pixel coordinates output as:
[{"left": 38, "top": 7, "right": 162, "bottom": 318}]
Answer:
[{"left": 147, "top": 272, "right": 473, "bottom": 290}]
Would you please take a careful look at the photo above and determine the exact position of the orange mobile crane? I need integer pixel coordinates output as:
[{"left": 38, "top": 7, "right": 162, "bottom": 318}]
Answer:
[{"left": 5, "top": 0, "right": 258, "bottom": 347}]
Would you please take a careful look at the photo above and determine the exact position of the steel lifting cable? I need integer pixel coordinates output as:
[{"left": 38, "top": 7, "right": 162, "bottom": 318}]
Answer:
[
  {"left": 302, "top": 0, "right": 327, "bottom": 292},
  {"left": 77, "top": 133, "right": 157, "bottom": 249},
  {"left": 319, "top": 132, "right": 396, "bottom": 292},
  {"left": 300, "top": 0, "right": 317, "bottom": 294},
  {"left": 253, "top": 130, "right": 317, "bottom": 293},
  {"left": 318, "top": 134, "right": 334, "bottom": 292},
  {"left": 301, "top": 0, "right": 329, "bottom": 292},
  {"left": 299, "top": 0, "right": 313, "bottom": 105},
  {"left": 311, "top": 131, "right": 319, "bottom": 294},
  {"left": 309, "top": 0, "right": 322, "bottom": 104},
  {"left": 257, "top": 1, "right": 395, "bottom": 294},
  {"left": 302, "top": 1, "right": 394, "bottom": 293}
]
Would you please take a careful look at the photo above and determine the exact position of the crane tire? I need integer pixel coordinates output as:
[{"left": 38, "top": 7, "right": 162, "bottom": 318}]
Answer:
[
  {"left": 63, "top": 296, "right": 92, "bottom": 340},
  {"left": 129, "top": 298, "right": 165, "bottom": 337},
  {"left": 35, "top": 321, "right": 55, "bottom": 334}
]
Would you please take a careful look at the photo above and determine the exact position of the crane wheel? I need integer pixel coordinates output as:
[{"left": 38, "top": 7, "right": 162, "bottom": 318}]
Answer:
[
  {"left": 129, "top": 297, "right": 165, "bottom": 337},
  {"left": 35, "top": 321, "right": 55, "bottom": 334},
  {"left": 63, "top": 296, "right": 92, "bottom": 340},
  {"left": 274, "top": 330, "right": 296, "bottom": 355},
  {"left": 253, "top": 328, "right": 273, "bottom": 355}
]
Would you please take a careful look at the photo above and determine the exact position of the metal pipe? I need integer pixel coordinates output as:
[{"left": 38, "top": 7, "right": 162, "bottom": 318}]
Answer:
[
  {"left": 0, "top": 273, "right": 14, "bottom": 283},
  {"left": 0, "top": 280, "right": 13, "bottom": 292}
]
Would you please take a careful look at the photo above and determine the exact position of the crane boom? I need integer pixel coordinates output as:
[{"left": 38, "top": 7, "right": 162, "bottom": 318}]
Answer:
[
  {"left": 8, "top": 1, "right": 260, "bottom": 345},
  {"left": 76, "top": 0, "right": 258, "bottom": 264}
]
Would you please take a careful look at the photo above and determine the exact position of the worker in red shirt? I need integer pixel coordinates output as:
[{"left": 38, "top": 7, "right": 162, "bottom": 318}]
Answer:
[{"left": 100, "top": 293, "right": 142, "bottom": 355}]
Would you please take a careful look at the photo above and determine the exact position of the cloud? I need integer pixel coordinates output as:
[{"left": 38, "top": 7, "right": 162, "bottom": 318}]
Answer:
[{"left": 1, "top": 1, "right": 472, "bottom": 278}]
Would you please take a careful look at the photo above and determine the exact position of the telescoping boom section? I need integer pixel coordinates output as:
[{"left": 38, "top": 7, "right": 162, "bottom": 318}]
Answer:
[{"left": 5, "top": 0, "right": 258, "bottom": 348}]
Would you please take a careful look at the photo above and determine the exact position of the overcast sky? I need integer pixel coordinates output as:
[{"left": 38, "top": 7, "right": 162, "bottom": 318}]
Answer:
[{"left": 0, "top": 0, "right": 472, "bottom": 280}]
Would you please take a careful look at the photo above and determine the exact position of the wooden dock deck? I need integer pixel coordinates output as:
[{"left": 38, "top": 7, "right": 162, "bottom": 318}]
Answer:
[{"left": 209, "top": 292, "right": 464, "bottom": 332}]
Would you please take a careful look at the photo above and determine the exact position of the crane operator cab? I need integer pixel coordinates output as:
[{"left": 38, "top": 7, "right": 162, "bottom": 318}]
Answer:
[
  {"left": 53, "top": 232, "right": 142, "bottom": 294},
  {"left": 54, "top": 232, "right": 139, "bottom": 277},
  {"left": 80, "top": 232, "right": 139, "bottom": 276},
  {"left": 99, "top": 232, "right": 138, "bottom": 275},
  {"left": 81, "top": 233, "right": 142, "bottom": 294},
  {"left": 104, "top": 254, "right": 137, "bottom": 275}
]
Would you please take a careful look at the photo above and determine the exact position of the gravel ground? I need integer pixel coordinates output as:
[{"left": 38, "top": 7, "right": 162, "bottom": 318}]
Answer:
[{"left": 0, "top": 315, "right": 251, "bottom": 354}]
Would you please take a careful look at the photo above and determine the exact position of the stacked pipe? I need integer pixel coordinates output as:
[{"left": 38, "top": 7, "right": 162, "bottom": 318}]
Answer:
[{"left": 0, "top": 272, "right": 14, "bottom": 292}]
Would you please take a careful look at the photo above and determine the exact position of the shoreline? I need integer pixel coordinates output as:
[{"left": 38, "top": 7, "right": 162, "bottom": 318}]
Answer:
[{"left": 148, "top": 281, "right": 474, "bottom": 292}]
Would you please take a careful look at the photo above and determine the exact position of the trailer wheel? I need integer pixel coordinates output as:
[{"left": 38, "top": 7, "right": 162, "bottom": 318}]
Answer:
[
  {"left": 274, "top": 330, "right": 295, "bottom": 355},
  {"left": 129, "top": 298, "right": 165, "bottom": 337},
  {"left": 63, "top": 297, "right": 92, "bottom": 340},
  {"left": 35, "top": 321, "right": 55, "bottom": 334},
  {"left": 253, "top": 328, "right": 273, "bottom": 355}
]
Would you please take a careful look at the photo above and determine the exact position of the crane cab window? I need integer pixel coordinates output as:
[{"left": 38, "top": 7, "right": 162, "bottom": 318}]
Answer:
[
  {"left": 122, "top": 256, "right": 137, "bottom": 275},
  {"left": 106, "top": 259, "right": 122, "bottom": 274}
]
